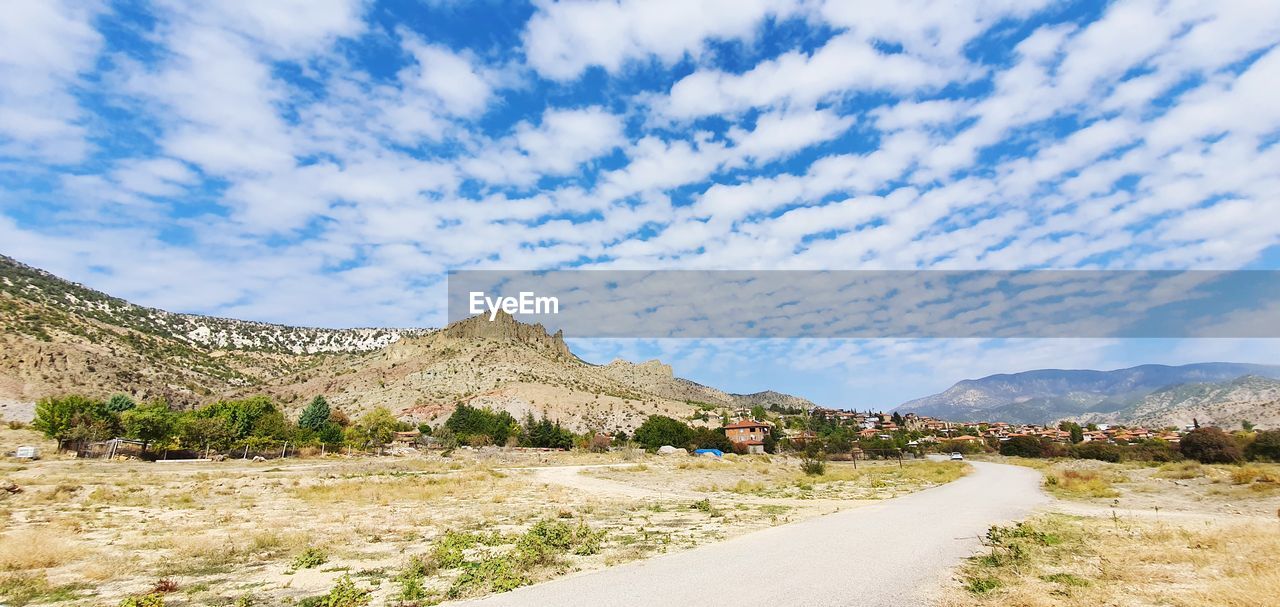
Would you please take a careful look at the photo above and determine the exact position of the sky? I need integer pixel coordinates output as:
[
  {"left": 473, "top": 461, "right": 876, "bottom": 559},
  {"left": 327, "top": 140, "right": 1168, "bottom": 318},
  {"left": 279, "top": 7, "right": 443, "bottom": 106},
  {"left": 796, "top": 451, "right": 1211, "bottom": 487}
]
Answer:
[{"left": 1, "top": 0, "right": 1279, "bottom": 408}]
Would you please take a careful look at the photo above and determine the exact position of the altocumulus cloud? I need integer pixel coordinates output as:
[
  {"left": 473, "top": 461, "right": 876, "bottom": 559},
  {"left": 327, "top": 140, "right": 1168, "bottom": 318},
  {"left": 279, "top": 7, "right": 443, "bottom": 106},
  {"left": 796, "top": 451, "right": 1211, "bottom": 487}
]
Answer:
[{"left": 1, "top": 0, "right": 1279, "bottom": 406}]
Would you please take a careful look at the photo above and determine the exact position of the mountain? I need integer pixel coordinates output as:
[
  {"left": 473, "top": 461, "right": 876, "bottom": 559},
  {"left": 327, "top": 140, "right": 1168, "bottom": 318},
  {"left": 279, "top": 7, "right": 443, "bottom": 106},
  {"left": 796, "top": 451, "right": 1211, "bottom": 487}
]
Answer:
[
  {"left": 730, "top": 390, "right": 818, "bottom": 412},
  {"left": 0, "top": 255, "right": 813, "bottom": 432},
  {"left": 1077, "top": 375, "right": 1280, "bottom": 429},
  {"left": 894, "top": 363, "right": 1280, "bottom": 425}
]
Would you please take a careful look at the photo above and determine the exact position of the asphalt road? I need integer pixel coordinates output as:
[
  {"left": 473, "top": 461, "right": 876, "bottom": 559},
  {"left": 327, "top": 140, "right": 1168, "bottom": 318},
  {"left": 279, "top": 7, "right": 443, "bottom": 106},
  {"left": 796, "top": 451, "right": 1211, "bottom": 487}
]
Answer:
[{"left": 452, "top": 461, "right": 1048, "bottom": 607}]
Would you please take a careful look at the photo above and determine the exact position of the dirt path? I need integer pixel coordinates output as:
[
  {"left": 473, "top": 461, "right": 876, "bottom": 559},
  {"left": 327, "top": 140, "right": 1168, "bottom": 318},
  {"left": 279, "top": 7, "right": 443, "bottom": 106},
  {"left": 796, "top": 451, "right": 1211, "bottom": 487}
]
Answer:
[
  {"left": 452, "top": 461, "right": 1048, "bottom": 607},
  {"left": 508, "top": 463, "right": 702, "bottom": 499}
]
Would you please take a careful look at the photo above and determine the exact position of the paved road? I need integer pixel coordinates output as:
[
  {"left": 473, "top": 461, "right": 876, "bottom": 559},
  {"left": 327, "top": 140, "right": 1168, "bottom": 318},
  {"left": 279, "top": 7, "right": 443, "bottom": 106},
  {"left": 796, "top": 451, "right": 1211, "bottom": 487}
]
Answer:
[{"left": 452, "top": 461, "right": 1048, "bottom": 607}]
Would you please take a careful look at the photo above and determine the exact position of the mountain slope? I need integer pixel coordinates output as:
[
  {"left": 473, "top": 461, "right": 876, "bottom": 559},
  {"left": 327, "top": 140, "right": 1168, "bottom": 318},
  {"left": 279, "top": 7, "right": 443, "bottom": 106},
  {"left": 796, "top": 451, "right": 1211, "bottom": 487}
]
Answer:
[
  {"left": 1077, "top": 375, "right": 1280, "bottom": 429},
  {"left": 894, "top": 363, "right": 1280, "bottom": 425},
  {"left": 0, "top": 255, "right": 813, "bottom": 432}
]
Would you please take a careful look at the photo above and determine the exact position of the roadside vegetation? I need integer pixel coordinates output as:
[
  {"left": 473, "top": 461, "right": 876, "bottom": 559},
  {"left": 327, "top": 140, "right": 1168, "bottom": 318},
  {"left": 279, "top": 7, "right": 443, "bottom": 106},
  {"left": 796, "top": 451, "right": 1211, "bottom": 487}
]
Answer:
[
  {"left": 952, "top": 429, "right": 1280, "bottom": 607},
  {"left": 948, "top": 513, "right": 1280, "bottom": 607}
]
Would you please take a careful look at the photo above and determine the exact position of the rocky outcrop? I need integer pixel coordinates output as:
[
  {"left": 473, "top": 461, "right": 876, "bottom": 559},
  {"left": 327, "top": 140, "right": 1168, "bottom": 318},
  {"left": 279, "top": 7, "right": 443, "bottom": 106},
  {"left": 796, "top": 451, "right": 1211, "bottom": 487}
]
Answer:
[{"left": 439, "top": 310, "right": 574, "bottom": 360}]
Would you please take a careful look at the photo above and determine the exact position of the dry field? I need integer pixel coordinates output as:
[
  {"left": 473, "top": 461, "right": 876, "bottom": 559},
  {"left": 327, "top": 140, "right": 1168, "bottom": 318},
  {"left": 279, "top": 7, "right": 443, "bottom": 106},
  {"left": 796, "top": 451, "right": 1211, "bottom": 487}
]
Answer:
[
  {"left": 585, "top": 457, "right": 969, "bottom": 501},
  {"left": 946, "top": 457, "right": 1280, "bottom": 607},
  {"left": 0, "top": 428, "right": 967, "bottom": 607}
]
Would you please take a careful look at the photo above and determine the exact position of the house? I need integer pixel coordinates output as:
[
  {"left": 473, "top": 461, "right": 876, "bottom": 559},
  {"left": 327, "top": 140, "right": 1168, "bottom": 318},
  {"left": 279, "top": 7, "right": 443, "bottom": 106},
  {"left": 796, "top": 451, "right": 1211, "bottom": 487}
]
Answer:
[{"left": 723, "top": 419, "right": 771, "bottom": 454}]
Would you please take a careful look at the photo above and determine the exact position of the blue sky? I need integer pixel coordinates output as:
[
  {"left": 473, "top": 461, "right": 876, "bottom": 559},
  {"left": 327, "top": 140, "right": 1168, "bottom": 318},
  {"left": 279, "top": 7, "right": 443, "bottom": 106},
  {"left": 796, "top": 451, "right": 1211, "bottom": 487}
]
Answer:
[{"left": 1, "top": 0, "right": 1278, "bottom": 408}]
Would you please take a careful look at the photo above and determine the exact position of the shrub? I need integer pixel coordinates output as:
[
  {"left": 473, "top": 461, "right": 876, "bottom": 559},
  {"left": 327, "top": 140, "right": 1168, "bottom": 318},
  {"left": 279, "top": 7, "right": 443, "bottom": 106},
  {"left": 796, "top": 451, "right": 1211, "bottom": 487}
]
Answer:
[
  {"left": 1071, "top": 442, "right": 1121, "bottom": 463},
  {"left": 119, "top": 594, "right": 165, "bottom": 607},
  {"left": 1044, "top": 469, "right": 1120, "bottom": 498},
  {"left": 692, "top": 427, "right": 734, "bottom": 452},
  {"left": 1230, "top": 466, "right": 1280, "bottom": 485},
  {"left": 290, "top": 547, "right": 328, "bottom": 571},
  {"left": 1123, "top": 440, "right": 1181, "bottom": 462},
  {"left": 298, "top": 575, "right": 369, "bottom": 607},
  {"left": 999, "top": 435, "right": 1047, "bottom": 458},
  {"left": 800, "top": 458, "right": 826, "bottom": 476},
  {"left": 431, "top": 531, "right": 480, "bottom": 569},
  {"left": 1180, "top": 427, "right": 1244, "bottom": 464},
  {"left": 1246, "top": 430, "right": 1280, "bottom": 462},
  {"left": 394, "top": 556, "right": 434, "bottom": 602}
]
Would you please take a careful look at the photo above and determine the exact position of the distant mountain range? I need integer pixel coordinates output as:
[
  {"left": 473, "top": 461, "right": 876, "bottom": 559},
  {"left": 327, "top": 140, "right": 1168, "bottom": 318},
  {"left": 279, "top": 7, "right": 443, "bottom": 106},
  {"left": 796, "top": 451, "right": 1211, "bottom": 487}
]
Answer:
[
  {"left": 0, "top": 255, "right": 815, "bottom": 431},
  {"left": 893, "top": 363, "right": 1280, "bottom": 427}
]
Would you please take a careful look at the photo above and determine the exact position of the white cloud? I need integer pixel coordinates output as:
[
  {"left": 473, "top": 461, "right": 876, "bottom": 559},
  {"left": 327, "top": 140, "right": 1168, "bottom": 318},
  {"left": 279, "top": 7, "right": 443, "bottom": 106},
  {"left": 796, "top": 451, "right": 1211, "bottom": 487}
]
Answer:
[
  {"left": 463, "top": 107, "right": 625, "bottom": 185},
  {"left": 523, "top": 0, "right": 799, "bottom": 81},
  {"left": 399, "top": 37, "right": 494, "bottom": 117},
  {"left": 663, "top": 33, "right": 962, "bottom": 119},
  {"left": 728, "top": 107, "right": 854, "bottom": 164},
  {"left": 0, "top": 0, "right": 105, "bottom": 163}
]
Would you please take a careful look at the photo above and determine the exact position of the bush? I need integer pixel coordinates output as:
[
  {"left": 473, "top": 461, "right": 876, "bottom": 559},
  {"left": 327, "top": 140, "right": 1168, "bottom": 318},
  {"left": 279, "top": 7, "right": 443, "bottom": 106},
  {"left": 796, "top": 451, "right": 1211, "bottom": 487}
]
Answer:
[
  {"left": 290, "top": 547, "right": 328, "bottom": 571},
  {"left": 298, "top": 575, "right": 369, "bottom": 607},
  {"left": 633, "top": 415, "right": 694, "bottom": 450},
  {"left": 119, "top": 594, "right": 164, "bottom": 607},
  {"left": 801, "top": 457, "right": 826, "bottom": 476},
  {"left": 431, "top": 531, "right": 480, "bottom": 569},
  {"left": 692, "top": 427, "right": 734, "bottom": 452},
  {"left": 999, "top": 435, "right": 1047, "bottom": 458},
  {"left": 1123, "top": 440, "right": 1181, "bottom": 462},
  {"left": 1180, "top": 427, "right": 1243, "bottom": 464},
  {"left": 1070, "top": 442, "right": 1121, "bottom": 463},
  {"left": 1246, "top": 430, "right": 1280, "bottom": 462}
]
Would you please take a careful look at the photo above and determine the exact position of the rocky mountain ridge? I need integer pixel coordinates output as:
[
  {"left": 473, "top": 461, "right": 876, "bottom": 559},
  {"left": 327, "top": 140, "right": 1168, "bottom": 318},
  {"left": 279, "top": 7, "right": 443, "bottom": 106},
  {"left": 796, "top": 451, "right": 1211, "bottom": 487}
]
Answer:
[
  {"left": 1, "top": 255, "right": 430, "bottom": 354},
  {"left": 894, "top": 363, "right": 1280, "bottom": 427}
]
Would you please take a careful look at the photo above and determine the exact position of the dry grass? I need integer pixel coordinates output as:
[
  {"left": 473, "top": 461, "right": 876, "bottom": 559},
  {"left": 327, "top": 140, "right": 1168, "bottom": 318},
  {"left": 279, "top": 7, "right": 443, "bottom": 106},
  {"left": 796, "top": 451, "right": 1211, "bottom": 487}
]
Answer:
[
  {"left": 0, "top": 529, "right": 75, "bottom": 571},
  {"left": 1154, "top": 461, "right": 1205, "bottom": 479},
  {"left": 667, "top": 459, "right": 969, "bottom": 500},
  {"left": 1230, "top": 465, "right": 1280, "bottom": 486},
  {"left": 290, "top": 468, "right": 508, "bottom": 504},
  {"left": 1043, "top": 468, "right": 1122, "bottom": 498},
  {"left": 945, "top": 514, "right": 1280, "bottom": 607}
]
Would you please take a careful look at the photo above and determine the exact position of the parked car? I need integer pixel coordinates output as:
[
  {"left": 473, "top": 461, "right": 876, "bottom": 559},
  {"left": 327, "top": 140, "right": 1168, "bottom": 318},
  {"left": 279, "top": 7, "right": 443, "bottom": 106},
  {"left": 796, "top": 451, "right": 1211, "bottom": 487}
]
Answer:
[{"left": 949, "top": 452, "right": 964, "bottom": 461}]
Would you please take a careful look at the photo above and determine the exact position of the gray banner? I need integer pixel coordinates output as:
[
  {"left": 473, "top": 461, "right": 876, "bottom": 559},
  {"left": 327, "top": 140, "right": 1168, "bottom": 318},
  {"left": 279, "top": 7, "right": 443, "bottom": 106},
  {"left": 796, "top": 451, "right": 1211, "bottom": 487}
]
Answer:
[{"left": 446, "top": 270, "right": 1280, "bottom": 338}]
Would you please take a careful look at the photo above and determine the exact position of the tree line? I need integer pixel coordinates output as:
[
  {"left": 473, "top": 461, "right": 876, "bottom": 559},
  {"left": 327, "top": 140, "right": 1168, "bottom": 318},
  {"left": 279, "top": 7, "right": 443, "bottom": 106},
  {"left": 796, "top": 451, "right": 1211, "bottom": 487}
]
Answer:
[
  {"left": 32, "top": 393, "right": 408, "bottom": 456},
  {"left": 997, "top": 426, "right": 1280, "bottom": 464}
]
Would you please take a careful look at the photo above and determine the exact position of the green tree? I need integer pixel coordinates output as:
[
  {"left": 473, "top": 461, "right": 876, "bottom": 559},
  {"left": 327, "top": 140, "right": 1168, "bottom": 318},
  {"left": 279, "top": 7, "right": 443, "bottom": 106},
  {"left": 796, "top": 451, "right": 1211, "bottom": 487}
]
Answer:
[
  {"left": 1244, "top": 429, "right": 1280, "bottom": 462},
  {"left": 178, "top": 416, "right": 236, "bottom": 451},
  {"left": 1070, "top": 441, "right": 1121, "bottom": 462},
  {"left": 353, "top": 407, "right": 400, "bottom": 454},
  {"left": 692, "top": 427, "right": 734, "bottom": 452},
  {"left": 1059, "top": 421, "right": 1084, "bottom": 444},
  {"left": 106, "top": 393, "right": 137, "bottom": 413},
  {"left": 192, "top": 396, "right": 277, "bottom": 441},
  {"left": 444, "top": 404, "right": 518, "bottom": 446},
  {"left": 33, "top": 395, "right": 92, "bottom": 440},
  {"left": 33, "top": 395, "right": 115, "bottom": 442},
  {"left": 1179, "top": 427, "right": 1243, "bottom": 464},
  {"left": 999, "top": 435, "right": 1047, "bottom": 458},
  {"left": 519, "top": 414, "right": 574, "bottom": 449},
  {"left": 121, "top": 402, "right": 178, "bottom": 454},
  {"left": 299, "top": 396, "right": 331, "bottom": 432},
  {"left": 633, "top": 415, "right": 694, "bottom": 450}
]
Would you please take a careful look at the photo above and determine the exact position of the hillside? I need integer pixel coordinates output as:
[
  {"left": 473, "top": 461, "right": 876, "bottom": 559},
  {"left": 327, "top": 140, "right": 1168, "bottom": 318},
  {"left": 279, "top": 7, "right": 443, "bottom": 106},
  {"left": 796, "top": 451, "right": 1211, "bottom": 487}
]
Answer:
[
  {"left": 1077, "top": 375, "right": 1280, "bottom": 429},
  {"left": 894, "top": 363, "right": 1280, "bottom": 425},
  {"left": 0, "top": 255, "right": 811, "bottom": 433}
]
